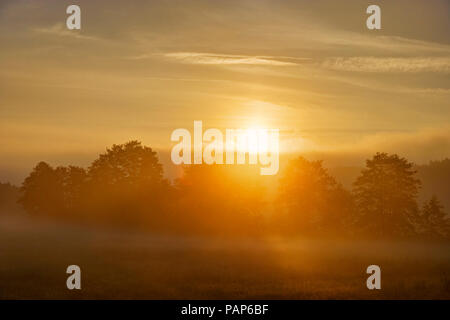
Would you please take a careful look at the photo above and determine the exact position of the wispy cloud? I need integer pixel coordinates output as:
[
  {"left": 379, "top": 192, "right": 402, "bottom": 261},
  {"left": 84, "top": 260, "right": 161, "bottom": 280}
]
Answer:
[
  {"left": 312, "top": 30, "right": 450, "bottom": 54},
  {"left": 161, "top": 52, "right": 303, "bottom": 66},
  {"left": 34, "top": 23, "right": 99, "bottom": 41},
  {"left": 322, "top": 57, "right": 450, "bottom": 73}
]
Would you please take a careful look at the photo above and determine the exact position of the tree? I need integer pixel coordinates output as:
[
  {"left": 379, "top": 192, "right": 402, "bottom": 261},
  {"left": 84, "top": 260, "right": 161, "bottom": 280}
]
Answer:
[
  {"left": 416, "top": 158, "right": 450, "bottom": 215},
  {"left": 57, "top": 166, "right": 87, "bottom": 215},
  {"left": 0, "top": 182, "right": 21, "bottom": 214},
  {"left": 19, "top": 162, "right": 88, "bottom": 218},
  {"left": 88, "top": 141, "right": 164, "bottom": 188},
  {"left": 19, "top": 162, "right": 65, "bottom": 216},
  {"left": 419, "top": 195, "right": 449, "bottom": 239},
  {"left": 19, "top": 142, "right": 171, "bottom": 229},
  {"left": 277, "top": 157, "right": 354, "bottom": 234},
  {"left": 175, "top": 164, "right": 265, "bottom": 235},
  {"left": 353, "top": 152, "right": 420, "bottom": 237},
  {"left": 86, "top": 141, "right": 170, "bottom": 226}
]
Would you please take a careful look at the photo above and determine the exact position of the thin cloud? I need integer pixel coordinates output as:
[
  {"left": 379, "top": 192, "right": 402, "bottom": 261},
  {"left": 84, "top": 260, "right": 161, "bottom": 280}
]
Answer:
[
  {"left": 322, "top": 57, "right": 450, "bottom": 73},
  {"left": 313, "top": 30, "right": 450, "bottom": 54},
  {"left": 162, "top": 52, "right": 301, "bottom": 66},
  {"left": 34, "top": 23, "right": 99, "bottom": 41}
]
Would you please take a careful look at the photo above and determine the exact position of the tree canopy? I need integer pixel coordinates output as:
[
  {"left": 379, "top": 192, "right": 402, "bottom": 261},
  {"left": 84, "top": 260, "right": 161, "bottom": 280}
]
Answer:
[
  {"left": 353, "top": 152, "right": 421, "bottom": 237},
  {"left": 278, "top": 157, "right": 354, "bottom": 234}
]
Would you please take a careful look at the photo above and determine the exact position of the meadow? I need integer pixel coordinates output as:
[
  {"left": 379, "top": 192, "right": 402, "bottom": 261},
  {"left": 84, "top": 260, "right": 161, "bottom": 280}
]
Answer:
[{"left": 1, "top": 213, "right": 449, "bottom": 300}]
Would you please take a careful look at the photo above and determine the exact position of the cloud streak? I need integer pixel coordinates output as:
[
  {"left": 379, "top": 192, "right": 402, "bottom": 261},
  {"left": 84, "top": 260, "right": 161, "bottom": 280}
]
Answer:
[
  {"left": 162, "top": 52, "right": 302, "bottom": 66},
  {"left": 34, "top": 23, "right": 99, "bottom": 41},
  {"left": 322, "top": 56, "right": 450, "bottom": 73}
]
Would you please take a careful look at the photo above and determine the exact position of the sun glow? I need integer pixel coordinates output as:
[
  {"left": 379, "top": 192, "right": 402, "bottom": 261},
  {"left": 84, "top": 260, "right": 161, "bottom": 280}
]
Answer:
[
  {"left": 171, "top": 121, "right": 279, "bottom": 175},
  {"left": 242, "top": 127, "right": 270, "bottom": 155}
]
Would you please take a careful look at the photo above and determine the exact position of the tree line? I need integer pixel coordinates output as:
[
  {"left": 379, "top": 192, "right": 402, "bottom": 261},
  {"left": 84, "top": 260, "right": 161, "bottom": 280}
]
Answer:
[{"left": 15, "top": 141, "right": 450, "bottom": 239}]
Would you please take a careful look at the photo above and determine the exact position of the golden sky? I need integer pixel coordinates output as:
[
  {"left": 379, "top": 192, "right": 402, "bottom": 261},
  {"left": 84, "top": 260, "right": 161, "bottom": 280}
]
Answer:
[{"left": 0, "top": 0, "right": 449, "bottom": 182}]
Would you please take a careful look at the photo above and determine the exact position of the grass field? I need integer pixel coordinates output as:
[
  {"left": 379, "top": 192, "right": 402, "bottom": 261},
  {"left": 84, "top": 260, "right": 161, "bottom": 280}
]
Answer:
[{"left": 1, "top": 214, "right": 449, "bottom": 299}]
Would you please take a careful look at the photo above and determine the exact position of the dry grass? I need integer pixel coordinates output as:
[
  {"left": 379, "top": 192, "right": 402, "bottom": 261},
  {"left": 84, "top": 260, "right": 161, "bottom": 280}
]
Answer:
[{"left": 1, "top": 214, "right": 449, "bottom": 299}]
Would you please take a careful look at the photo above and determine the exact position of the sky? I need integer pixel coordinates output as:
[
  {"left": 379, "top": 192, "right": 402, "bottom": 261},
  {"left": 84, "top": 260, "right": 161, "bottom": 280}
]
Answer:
[{"left": 0, "top": 0, "right": 449, "bottom": 183}]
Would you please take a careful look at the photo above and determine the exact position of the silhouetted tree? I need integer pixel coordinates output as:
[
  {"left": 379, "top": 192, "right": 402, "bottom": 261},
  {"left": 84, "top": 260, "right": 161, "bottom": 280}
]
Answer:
[
  {"left": 19, "top": 162, "right": 65, "bottom": 216},
  {"left": 86, "top": 141, "right": 170, "bottom": 227},
  {"left": 57, "top": 166, "right": 87, "bottom": 215},
  {"left": 416, "top": 159, "right": 450, "bottom": 214},
  {"left": 175, "top": 164, "right": 265, "bottom": 235},
  {"left": 88, "top": 141, "right": 164, "bottom": 187},
  {"left": 0, "top": 182, "right": 21, "bottom": 214},
  {"left": 277, "top": 157, "right": 354, "bottom": 234},
  {"left": 418, "top": 195, "right": 449, "bottom": 240},
  {"left": 353, "top": 152, "right": 420, "bottom": 237},
  {"left": 19, "top": 142, "right": 172, "bottom": 229}
]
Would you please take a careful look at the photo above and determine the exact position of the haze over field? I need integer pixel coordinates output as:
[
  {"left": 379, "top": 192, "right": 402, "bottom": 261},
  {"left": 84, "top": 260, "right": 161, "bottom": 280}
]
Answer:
[{"left": 1, "top": 214, "right": 450, "bottom": 299}]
